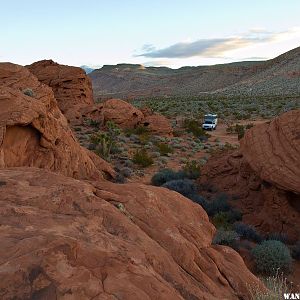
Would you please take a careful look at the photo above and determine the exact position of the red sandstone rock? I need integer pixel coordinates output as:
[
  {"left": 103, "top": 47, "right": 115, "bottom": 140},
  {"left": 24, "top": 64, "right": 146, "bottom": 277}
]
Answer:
[
  {"left": 27, "top": 60, "right": 94, "bottom": 124},
  {"left": 0, "top": 62, "right": 114, "bottom": 180},
  {"left": 142, "top": 113, "right": 173, "bottom": 136},
  {"left": 102, "top": 98, "right": 144, "bottom": 128},
  {"left": 199, "top": 110, "right": 300, "bottom": 241},
  {"left": 241, "top": 109, "right": 300, "bottom": 194},
  {"left": 0, "top": 167, "right": 264, "bottom": 299}
]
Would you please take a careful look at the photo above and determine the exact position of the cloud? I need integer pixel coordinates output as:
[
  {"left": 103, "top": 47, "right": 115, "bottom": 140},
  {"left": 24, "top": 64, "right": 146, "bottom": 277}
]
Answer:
[{"left": 137, "top": 28, "right": 300, "bottom": 59}]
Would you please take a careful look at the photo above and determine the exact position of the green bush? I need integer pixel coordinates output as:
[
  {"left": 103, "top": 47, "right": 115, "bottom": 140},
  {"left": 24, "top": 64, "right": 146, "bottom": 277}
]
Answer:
[
  {"left": 233, "top": 222, "right": 262, "bottom": 243},
  {"left": 251, "top": 240, "right": 292, "bottom": 275},
  {"left": 132, "top": 148, "right": 153, "bottom": 167},
  {"left": 183, "top": 119, "right": 208, "bottom": 137},
  {"left": 155, "top": 142, "right": 174, "bottom": 156},
  {"left": 162, "top": 179, "right": 196, "bottom": 197},
  {"left": 23, "top": 88, "right": 35, "bottom": 97},
  {"left": 183, "top": 160, "right": 201, "bottom": 179},
  {"left": 291, "top": 241, "right": 300, "bottom": 260},
  {"left": 90, "top": 121, "right": 121, "bottom": 160},
  {"left": 151, "top": 169, "right": 187, "bottom": 186},
  {"left": 212, "top": 212, "right": 232, "bottom": 230},
  {"left": 212, "top": 229, "right": 239, "bottom": 248}
]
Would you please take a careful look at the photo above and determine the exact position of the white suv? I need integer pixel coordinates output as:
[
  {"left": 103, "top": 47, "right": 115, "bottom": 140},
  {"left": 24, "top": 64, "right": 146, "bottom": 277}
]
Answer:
[{"left": 202, "top": 114, "right": 218, "bottom": 130}]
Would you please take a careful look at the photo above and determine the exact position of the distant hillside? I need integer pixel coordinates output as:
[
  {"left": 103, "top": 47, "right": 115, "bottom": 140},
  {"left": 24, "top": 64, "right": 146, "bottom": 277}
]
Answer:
[
  {"left": 81, "top": 65, "right": 95, "bottom": 74},
  {"left": 89, "top": 47, "right": 300, "bottom": 100}
]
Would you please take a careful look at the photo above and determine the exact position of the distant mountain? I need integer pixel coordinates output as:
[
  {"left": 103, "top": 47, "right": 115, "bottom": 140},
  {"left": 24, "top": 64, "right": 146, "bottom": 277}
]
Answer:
[
  {"left": 89, "top": 47, "right": 300, "bottom": 100},
  {"left": 80, "top": 65, "right": 96, "bottom": 74}
]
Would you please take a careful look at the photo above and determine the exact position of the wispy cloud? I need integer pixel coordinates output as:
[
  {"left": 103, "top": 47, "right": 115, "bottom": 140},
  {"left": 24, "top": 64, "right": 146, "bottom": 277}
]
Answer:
[{"left": 137, "top": 28, "right": 300, "bottom": 59}]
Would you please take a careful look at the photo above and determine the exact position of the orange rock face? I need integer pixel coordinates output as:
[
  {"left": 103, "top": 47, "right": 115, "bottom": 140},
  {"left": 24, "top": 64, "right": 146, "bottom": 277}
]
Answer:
[
  {"left": 241, "top": 109, "right": 300, "bottom": 194},
  {"left": 102, "top": 98, "right": 144, "bottom": 128},
  {"left": 27, "top": 60, "right": 94, "bottom": 123},
  {"left": 0, "top": 63, "right": 114, "bottom": 180},
  {"left": 142, "top": 113, "right": 173, "bottom": 136},
  {"left": 199, "top": 110, "right": 300, "bottom": 241},
  {"left": 0, "top": 167, "right": 263, "bottom": 299}
]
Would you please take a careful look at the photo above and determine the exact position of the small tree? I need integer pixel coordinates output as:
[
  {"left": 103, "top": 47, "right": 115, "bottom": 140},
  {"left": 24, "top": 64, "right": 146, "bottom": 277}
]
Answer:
[{"left": 90, "top": 121, "right": 121, "bottom": 160}]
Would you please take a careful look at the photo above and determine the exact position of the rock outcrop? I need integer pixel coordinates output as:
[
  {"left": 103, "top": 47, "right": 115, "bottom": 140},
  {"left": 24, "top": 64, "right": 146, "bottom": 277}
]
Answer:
[
  {"left": 0, "top": 167, "right": 264, "bottom": 299},
  {"left": 199, "top": 110, "right": 300, "bottom": 241},
  {"left": 27, "top": 60, "right": 94, "bottom": 123},
  {"left": 0, "top": 62, "right": 114, "bottom": 180},
  {"left": 102, "top": 98, "right": 144, "bottom": 129},
  {"left": 142, "top": 113, "right": 173, "bottom": 136},
  {"left": 240, "top": 110, "right": 300, "bottom": 194}
]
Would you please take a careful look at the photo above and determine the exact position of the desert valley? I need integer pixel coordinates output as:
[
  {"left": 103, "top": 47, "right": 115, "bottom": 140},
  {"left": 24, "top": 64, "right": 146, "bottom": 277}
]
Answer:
[
  {"left": 0, "top": 46, "right": 299, "bottom": 299},
  {"left": 1, "top": 1, "right": 300, "bottom": 298}
]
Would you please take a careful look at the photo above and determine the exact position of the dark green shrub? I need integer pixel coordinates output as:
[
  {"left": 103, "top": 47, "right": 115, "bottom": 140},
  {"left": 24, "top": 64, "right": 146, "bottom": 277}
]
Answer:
[
  {"left": 212, "top": 212, "right": 232, "bottom": 230},
  {"left": 23, "top": 88, "right": 34, "bottom": 97},
  {"left": 291, "top": 241, "right": 300, "bottom": 260},
  {"left": 183, "top": 160, "right": 201, "bottom": 179},
  {"left": 206, "top": 193, "right": 230, "bottom": 216},
  {"left": 132, "top": 148, "right": 153, "bottom": 167},
  {"left": 89, "top": 119, "right": 100, "bottom": 127},
  {"left": 265, "top": 232, "right": 288, "bottom": 244},
  {"left": 162, "top": 179, "right": 196, "bottom": 197},
  {"left": 225, "top": 209, "right": 242, "bottom": 223},
  {"left": 233, "top": 222, "right": 262, "bottom": 243},
  {"left": 188, "top": 194, "right": 208, "bottom": 209},
  {"left": 183, "top": 119, "right": 209, "bottom": 137},
  {"left": 126, "top": 125, "right": 149, "bottom": 137},
  {"left": 251, "top": 240, "right": 292, "bottom": 275},
  {"left": 235, "top": 124, "right": 245, "bottom": 140},
  {"left": 212, "top": 229, "right": 239, "bottom": 249},
  {"left": 151, "top": 169, "right": 186, "bottom": 186},
  {"left": 155, "top": 142, "right": 174, "bottom": 156}
]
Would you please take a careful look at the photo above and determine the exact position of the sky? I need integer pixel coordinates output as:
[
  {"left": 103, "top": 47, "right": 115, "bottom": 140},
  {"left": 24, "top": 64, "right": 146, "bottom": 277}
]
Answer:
[{"left": 1, "top": 0, "right": 300, "bottom": 68}]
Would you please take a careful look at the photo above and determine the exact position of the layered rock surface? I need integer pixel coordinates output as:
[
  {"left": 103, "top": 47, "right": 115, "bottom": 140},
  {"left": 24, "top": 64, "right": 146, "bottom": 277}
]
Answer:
[
  {"left": 199, "top": 110, "right": 300, "bottom": 241},
  {"left": 0, "top": 167, "right": 263, "bottom": 299},
  {"left": 27, "top": 60, "right": 94, "bottom": 123},
  {"left": 0, "top": 63, "right": 114, "bottom": 180}
]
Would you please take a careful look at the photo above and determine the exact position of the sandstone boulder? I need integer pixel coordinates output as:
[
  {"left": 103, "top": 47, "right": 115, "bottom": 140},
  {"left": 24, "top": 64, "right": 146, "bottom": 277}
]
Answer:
[
  {"left": 142, "top": 113, "right": 173, "bottom": 136},
  {"left": 0, "top": 62, "right": 114, "bottom": 180},
  {"left": 27, "top": 60, "right": 94, "bottom": 123},
  {"left": 0, "top": 167, "right": 264, "bottom": 299},
  {"left": 241, "top": 109, "right": 300, "bottom": 194},
  {"left": 102, "top": 98, "right": 144, "bottom": 128}
]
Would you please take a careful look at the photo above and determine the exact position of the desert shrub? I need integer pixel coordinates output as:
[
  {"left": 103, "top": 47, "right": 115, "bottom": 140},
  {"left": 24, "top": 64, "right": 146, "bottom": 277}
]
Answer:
[
  {"left": 265, "top": 232, "right": 288, "bottom": 244},
  {"left": 23, "top": 88, "right": 34, "bottom": 97},
  {"left": 212, "top": 229, "right": 239, "bottom": 248},
  {"left": 119, "top": 167, "right": 133, "bottom": 178},
  {"left": 188, "top": 194, "right": 208, "bottom": 209},
  {"left": 212, "top": 212, "right": 232, "bottom": 230},
  {"left": 113, "top": 173, "right": 126, "bottom": 184},
  {"left": 233, "top": 222, "right": 262, "bottom": 243},
  {"left": 290, "top": 241, "right": 300, "bottom": 260},
  {"left": 151, "top": 169, "right": 186, "bottom": 186},
  {"left": 251, "top": 240, "right": 292, "bottom": 275},
  {"left": 183, "top": 160, "right": 201, "bottom": 179},
  {"left": 90, "top": 121, "right": 121, "bottom": 160},
  {"left": 126, "top": 125, "right": 149, "bottom": 136},
  {"left": 155, "top": 142, "right": 174, "bottom": 156},
  {"left": 206, "top": 193, "right": 230, "bottom": 216},
  {"left": 183, "top": 119, "right": 208, "bottom": 137},
  {"left": 248, "top": 272, "right": 290, "bottom": 300},
  {"left": 235, "top": 124, "right": 245, "bottom": 140},
  {"left": 132, "top": 148, "right": 153, "bottom": 167},
  {"left": 162, "top": 179, "right": 196, "bottom": 197},
  {"left": 225, "top": 209, "right": 242, "bottom": 223},
  {"left": 89, "top": 119, "right": 100, "bottom": 127}
]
